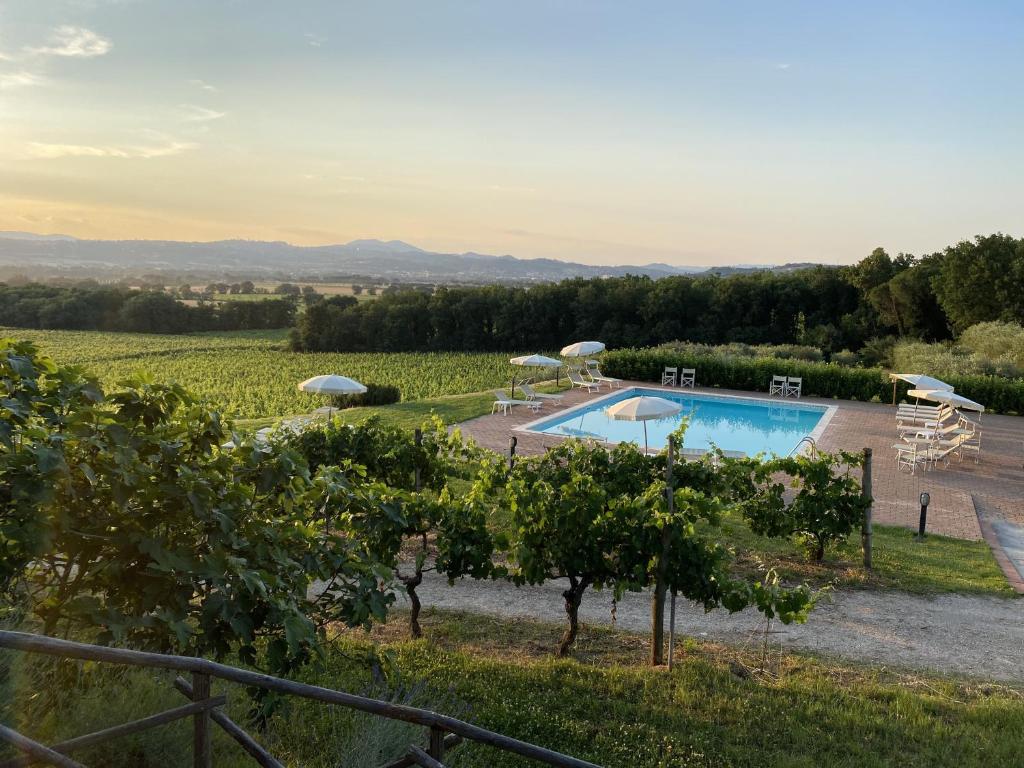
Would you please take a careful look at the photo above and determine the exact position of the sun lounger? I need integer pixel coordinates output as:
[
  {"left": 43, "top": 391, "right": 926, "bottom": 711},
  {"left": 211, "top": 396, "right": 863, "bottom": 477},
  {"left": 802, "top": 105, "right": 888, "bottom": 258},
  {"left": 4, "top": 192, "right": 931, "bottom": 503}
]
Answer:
[
  {"left": 491, "top": 389, "right": 541, "bottom": 415},
  {"left": 568, "top": 369, "right": 601, "bottom": 392},
  {"left": 585, "top": 362, "right": 623, "bottom": 389},
  {"left": 519, "top": 382, "right": 564, "bottom": 403}
]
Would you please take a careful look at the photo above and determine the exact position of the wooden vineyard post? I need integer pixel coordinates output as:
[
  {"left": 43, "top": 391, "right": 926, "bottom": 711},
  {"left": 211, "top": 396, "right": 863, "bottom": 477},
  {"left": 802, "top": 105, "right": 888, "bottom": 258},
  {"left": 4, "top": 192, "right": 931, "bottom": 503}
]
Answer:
[
  {"left": 192, "top": 671, "right": 212, "bottom": 768},
  {"left": 861, "top": 447, "right": 873, "bottom": 570},
  {"left": 429, "top": 725, "right": 447, "bottom": 761},
  {"left": 414, "top": 427, "right": 423, "bottom": 492},
  {"left": 508, "top": 435, "right": 517, "bottom": 470},
  {"left": 651, "top": 437, "right": 674, "bottom": 666}
]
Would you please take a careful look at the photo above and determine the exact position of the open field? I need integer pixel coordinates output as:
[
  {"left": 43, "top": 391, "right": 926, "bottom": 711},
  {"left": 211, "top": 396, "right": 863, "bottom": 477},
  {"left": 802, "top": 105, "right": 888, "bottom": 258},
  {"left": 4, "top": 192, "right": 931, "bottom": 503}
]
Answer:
[
  {"left": 4, "top": 611, "right": 1022, "bottom": 768},
  {"left": 0, "top": 328, "right": 523, "bottom": 420}
]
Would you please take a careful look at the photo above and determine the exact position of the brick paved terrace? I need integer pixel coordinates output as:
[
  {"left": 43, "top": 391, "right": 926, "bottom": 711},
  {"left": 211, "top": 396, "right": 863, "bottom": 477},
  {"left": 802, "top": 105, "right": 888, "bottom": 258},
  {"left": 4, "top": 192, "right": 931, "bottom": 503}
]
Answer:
[{"left": 456, "top": 381, "right": 1024, "bottom": 544}]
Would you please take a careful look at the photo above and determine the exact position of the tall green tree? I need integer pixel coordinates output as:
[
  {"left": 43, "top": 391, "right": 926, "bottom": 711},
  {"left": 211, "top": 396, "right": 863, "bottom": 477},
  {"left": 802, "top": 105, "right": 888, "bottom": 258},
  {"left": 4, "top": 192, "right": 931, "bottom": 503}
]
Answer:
[{"left": 932, "top": 234, "right": 1024, "bottom": 332}]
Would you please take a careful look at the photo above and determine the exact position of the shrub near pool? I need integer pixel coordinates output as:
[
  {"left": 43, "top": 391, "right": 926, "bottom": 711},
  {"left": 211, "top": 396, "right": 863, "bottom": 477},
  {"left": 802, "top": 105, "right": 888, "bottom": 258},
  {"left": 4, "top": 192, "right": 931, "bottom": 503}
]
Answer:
[{"left": 602, "top": 348, "right": 1024, "bottom": 413}]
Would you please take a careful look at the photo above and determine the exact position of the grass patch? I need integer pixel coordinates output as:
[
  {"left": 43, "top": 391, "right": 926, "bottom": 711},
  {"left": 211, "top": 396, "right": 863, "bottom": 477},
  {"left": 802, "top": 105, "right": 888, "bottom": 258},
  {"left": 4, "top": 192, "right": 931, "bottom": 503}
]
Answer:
[
  {"left": 8, "top": 611, "right": 1021, "bottom": 768},
  {"left": 715, "top": 508, "right": 1015, "bottom": 597}
]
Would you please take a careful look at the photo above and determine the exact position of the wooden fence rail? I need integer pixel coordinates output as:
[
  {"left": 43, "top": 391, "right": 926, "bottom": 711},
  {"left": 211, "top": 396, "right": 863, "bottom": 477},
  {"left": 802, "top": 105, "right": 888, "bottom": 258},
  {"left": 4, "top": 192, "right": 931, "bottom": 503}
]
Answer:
[{"left": 0, "top": 630, "right": 602, "bottom": 768}]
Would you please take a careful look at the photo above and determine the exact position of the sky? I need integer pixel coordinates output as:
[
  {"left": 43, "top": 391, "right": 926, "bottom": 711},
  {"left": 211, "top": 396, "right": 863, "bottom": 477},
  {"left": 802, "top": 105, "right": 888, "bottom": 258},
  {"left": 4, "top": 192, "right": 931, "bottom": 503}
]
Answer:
[{"left": 0, "top": 1, "right": 1022, "bottom": 267}]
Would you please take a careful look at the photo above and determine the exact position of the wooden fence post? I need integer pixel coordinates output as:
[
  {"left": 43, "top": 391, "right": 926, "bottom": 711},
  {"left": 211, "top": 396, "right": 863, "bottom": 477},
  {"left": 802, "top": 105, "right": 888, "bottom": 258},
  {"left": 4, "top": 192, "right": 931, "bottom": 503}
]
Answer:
[
  {"left": 508, "top": 435, "right": 517, "bottom": 471},
  {"left": 861, "top": 447, "right": 873, "bottom": 570},
  {"left": 414, "top": 428, "right": 423, "bottom": 492},
  {"left": 429, "top": 725, "right": 446, "bottom": 761},
  {"left": 651, "top": 438, "right": 674, "bottom": 666},
  {"left": 192, "top": 671, "right": 212, "bottom": 768}
]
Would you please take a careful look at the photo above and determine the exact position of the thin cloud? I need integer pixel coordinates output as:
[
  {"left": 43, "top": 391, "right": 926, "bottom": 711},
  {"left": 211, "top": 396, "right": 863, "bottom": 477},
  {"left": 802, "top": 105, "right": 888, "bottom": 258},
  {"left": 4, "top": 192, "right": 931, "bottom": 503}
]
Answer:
[
  {"left": 31, "top": 26, "right": 112, "bottom": 58},
  {"left": 774, "top": 62, "right": 792, "bottom": 70},
  {"left": 178, "top": 104, "right": 226, "bottom": 122},
  {"left": 188, "top": 79, "right": 219, "bottom": 92},
  {"left": 0, "top": 71, "right": 46, "bottom": 90},
  {"left": 27, "top": 140, "right": 197, "bottom": 159},
  {"left": 305, "top": 33, "right": 326, "bottom": 48}
]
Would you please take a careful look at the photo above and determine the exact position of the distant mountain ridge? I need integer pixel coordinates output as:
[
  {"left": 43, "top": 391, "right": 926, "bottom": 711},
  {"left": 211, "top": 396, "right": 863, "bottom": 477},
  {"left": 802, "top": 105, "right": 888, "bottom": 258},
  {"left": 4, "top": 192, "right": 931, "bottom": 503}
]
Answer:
[{"left": 0, "top": 232, "right": 818, "bottom": 282}]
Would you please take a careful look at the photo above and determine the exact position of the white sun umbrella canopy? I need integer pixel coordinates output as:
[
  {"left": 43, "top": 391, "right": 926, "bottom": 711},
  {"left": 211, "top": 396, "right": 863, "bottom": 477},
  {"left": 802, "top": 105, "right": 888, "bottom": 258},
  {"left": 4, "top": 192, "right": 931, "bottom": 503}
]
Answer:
[
  {"left": 605, "top": 395, "right": 682, "bottom": 453},
  {"left": 298, "top": 375, "right": 367, "bottom": 418},
  {"left": 509, "top": 354, "right": 562, "bottom": 398},
  {"left": 560, "top": 341, "right": 606, "bottom": 358},
  {"left": 907, "top": 389, "right": 985, "bottom": 413},
  {"left": 890, "top": 373, "right": 954, "bottom": 391}
]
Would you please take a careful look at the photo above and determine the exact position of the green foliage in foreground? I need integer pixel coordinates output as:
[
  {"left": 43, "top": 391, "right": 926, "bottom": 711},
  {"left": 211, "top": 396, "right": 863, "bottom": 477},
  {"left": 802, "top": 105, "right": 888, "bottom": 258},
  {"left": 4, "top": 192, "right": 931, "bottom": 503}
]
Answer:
[
  {"left": 4, "top": 611, "right": 1022, "bottom": 768},
  {"left": 0, "top": 327, "right": 525, "bottom": 418}
]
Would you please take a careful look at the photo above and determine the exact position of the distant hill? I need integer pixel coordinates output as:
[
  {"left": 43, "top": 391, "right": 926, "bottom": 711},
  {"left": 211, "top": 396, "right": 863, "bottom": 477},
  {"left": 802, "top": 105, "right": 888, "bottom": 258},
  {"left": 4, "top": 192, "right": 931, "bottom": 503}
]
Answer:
[{"left": 0, "top": 234, "right": 818, "bottom": 283}]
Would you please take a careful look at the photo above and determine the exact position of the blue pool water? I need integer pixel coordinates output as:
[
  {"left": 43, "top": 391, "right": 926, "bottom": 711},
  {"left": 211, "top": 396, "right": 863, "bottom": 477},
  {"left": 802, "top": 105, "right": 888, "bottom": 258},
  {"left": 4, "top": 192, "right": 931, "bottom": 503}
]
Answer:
[{"left": 520, "top": 387, "right": 831, "bottom": 456}]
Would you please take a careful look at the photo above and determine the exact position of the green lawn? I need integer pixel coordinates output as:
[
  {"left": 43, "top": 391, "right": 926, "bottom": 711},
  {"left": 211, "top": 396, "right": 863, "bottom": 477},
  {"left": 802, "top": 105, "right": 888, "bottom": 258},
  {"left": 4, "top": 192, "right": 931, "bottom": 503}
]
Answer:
[
  {"left": 6, "top": 611, "right": 1022, "bottom": 768},
  {"left": 714, "top": 508, "right": 1015, "bottom": 597}
]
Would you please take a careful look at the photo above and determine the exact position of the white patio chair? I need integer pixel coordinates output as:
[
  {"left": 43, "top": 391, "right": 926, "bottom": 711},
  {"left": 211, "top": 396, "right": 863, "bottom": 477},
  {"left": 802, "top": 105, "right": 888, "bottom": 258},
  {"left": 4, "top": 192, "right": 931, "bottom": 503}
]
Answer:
[
  {"left": 679, "top": 368, "right": 696, "bottom": 388},
  {"left": 662, "top": 367, "right": 678, "bottom": 386},
  {"left": 769, "top": 375, "right": 787, "bottom": 397},
  {"left": 893, "top": 441, "right": 929, "bottom": 474},
  {"left": 784, "top": 377, "right": 802, "bottom": 398}
]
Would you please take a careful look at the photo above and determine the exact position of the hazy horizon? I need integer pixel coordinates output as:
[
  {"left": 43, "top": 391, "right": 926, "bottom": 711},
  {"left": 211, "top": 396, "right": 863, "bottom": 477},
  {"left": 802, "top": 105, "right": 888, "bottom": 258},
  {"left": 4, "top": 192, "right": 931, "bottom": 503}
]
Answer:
[{"left": 1, "top": 1, "right": 1022, "bottom": 267}]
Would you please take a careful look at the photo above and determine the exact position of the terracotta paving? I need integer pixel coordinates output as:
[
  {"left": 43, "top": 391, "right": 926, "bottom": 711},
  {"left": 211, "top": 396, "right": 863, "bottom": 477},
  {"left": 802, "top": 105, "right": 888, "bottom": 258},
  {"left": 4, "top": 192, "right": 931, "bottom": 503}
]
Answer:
[{"left": 457, "top": 381, "right": 1024, "bottom": 544}]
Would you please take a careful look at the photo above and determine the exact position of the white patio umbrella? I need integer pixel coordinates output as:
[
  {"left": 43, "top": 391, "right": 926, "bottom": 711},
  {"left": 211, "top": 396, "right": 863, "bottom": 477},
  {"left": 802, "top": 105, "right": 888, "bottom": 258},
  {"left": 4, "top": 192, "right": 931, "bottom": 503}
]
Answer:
[
  {"left": 509, "top": 354, "right": 562, "bottom": 399},
  {"left": 889, "top": 373, "right": 953, "bottom": 405},
  {"left": 605, "top": 395, "right": 682, "bottom": 453},
  {"left": 560, "top": 341, "right": 606, "bottom": 358},
  {"left": 298, "top": 374, "right": 367, "bottom": 419},
  {"left": 907, "top": 389, "right": 985, "bottom": 413}
]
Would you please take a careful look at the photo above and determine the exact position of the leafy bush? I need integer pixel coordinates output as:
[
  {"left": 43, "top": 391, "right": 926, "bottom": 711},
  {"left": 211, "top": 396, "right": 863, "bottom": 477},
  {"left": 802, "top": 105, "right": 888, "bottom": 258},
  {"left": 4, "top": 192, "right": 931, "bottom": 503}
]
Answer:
[
  {"left": 335, "top": 383, "right": 402, "bottom": 408},
  {"left": 1, "top": 338, "right": 392, "bottom": 679},
  {"left": 485, "top": 439, "right": 816, "bottom": 655},
  {"left": 602, "top": 347, "right": 1024, "bottom": 414},
  {"left": 893, "top": 322, "right": 1024, "bottom": 380},
  {"left": 830, "top": 349, "right": 860, "bottom": 367},
  {"left": 653, "top": 341, "right": 824, "bottom": 362},
  {"left": 740, "top": 452, "right": 869, "bottom": 561}
]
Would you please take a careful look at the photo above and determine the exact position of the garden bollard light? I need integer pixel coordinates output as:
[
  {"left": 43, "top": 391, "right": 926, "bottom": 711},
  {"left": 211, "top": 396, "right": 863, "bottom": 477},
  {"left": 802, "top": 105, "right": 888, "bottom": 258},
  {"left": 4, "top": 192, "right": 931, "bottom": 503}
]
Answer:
[{"left": 917, "top": 491, "right": 930, "bottom": 539}]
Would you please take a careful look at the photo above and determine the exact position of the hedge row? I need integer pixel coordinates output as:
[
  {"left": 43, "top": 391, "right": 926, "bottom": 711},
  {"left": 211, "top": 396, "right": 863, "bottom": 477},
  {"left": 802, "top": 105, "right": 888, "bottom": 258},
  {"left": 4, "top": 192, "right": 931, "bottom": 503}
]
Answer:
[
  {"left": 601, "top": 349, "right": 1024, "bottom": 415},
  {"left": 334, "top": 383, "right": 402, "bottom": 408}
]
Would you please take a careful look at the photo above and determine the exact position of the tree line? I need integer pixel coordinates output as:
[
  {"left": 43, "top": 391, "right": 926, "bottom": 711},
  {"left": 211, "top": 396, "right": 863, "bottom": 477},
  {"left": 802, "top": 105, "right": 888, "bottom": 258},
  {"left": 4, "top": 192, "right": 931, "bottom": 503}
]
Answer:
[
  {"left": 0, "top": 283, "right": 297, "bottom": 333},
  {"left": 290, "top": 233, "right": 1024, "bottom": 354}
]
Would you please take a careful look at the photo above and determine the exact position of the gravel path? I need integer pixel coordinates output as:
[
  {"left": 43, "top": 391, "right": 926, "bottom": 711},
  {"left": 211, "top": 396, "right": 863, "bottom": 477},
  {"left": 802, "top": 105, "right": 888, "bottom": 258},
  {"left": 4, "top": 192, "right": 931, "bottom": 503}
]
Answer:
[{"left": 410, "top": 572, "right": 1024, "bottom": 683}]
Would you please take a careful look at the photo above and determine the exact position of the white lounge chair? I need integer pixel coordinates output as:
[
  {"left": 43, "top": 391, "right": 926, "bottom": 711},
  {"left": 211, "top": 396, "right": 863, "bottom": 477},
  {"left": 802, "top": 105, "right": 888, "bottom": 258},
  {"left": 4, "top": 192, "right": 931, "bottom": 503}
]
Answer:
[
  {"left": 679, "top": 368, "right": 696, "bottom": 388},
  {"left": 769, "top": 375, "right": 787, "bottom": 397},
  {"left": 927, "top": 435, "right": 968, "bottom": 469},
  {"left": 898, "top": 406, "right": 956, "bottom": 437},
  {"left": 519, "top": 382, "right": 564, "bottom": 404},
  {"left": 784, "top": 377, "right": 802, "bottom": 398},
  {"left": 662, "top": 367, "right": 678, "bottom": 386},
  {"left": 491, "top": 390, "right": 541, "bottom": 415},
  {"left": 567, "top": 369, "right": 601, "bottom": 393},
  {"left": 585, "top": 362, "right": 623, "bottom": 389}
]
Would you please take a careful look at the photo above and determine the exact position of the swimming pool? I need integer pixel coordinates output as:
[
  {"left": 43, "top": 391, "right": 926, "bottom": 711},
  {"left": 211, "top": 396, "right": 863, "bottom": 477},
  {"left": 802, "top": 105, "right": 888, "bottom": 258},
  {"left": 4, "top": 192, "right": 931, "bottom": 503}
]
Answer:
[{"left": 517, "top": 386, "right": 835, "bottom": 457}]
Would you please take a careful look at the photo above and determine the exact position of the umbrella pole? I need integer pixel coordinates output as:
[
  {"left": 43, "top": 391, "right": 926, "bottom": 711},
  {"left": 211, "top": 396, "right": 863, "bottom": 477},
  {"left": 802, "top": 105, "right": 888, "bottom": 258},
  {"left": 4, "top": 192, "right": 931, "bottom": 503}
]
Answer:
[
  {"left": 644, "top": 421, "right": 649, "bottom": 454},
  {"left": 892, "top": 380, "right": 897, "bottom": 407},
  {"left": 510, "top": 374, "right": 516, "bottom": 400}
]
